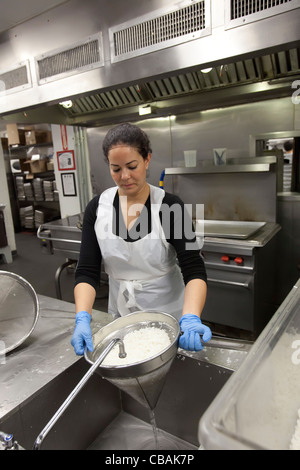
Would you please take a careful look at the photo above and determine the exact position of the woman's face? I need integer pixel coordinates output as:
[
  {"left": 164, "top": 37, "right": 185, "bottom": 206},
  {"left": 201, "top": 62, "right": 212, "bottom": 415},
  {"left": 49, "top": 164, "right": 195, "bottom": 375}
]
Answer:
[{"left": 108, "top": 145, "right": 151, "bottom": 198}]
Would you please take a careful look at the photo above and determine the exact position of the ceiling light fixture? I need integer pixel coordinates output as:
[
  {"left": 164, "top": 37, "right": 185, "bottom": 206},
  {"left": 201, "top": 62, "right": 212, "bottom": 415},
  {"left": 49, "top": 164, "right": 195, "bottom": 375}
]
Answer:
[
  {"left": 59, "top": 100, "right": 73, "bottom": 108},
  {"left": 139, "top": 105, "right": 153, "bottom": 116}
]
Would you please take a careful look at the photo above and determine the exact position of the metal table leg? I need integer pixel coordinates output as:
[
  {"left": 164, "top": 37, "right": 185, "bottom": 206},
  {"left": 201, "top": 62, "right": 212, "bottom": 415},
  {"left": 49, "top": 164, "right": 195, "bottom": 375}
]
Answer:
[{"left": 55, "top": 259, "right": 76, "bottom": 300}]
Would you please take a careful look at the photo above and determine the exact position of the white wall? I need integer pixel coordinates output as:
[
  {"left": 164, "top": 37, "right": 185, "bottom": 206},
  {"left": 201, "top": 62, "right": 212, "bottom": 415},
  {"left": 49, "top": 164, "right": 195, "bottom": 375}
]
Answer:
[
  {"left": 0, "top": 142, "right": 16, "bottom": 252},
  {"left": 51, "top": 124, "right": 81, "bottom": 218}
]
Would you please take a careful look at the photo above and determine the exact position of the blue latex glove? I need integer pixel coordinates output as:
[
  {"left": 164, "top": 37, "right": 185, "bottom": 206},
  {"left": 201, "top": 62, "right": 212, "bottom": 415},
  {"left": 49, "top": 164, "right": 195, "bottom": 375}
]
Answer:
[
  {"left": 179, "top": 314, "right": 212, "bottom": 351},
  {"left": 71, "top": 311, "right": 94, "bottom": 356}
]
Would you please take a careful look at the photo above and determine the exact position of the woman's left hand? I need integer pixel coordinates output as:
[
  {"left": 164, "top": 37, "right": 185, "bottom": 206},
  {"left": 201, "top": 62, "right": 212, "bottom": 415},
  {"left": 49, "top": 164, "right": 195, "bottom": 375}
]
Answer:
[{"left": 179, "top": 313, "right": 212, "bottom": 351}]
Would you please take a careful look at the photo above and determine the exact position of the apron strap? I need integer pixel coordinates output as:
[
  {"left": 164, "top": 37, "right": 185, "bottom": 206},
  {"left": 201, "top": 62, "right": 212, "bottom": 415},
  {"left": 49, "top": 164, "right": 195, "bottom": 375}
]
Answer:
[{"left": 117, "top": 279, "right": 144, "bottom": 316}]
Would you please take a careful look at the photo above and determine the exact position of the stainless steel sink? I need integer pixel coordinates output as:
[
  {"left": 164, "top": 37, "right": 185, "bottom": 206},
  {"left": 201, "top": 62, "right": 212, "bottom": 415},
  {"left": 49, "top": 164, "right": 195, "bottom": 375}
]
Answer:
[{"left": 0, "top": 353, "right": 233, "bottom": 450}]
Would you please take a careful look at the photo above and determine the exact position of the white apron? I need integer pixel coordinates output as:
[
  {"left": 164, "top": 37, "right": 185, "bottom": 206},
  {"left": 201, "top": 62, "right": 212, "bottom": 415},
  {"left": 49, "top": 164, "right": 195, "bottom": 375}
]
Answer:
[{"left": 95, "top": 184, "right": 185, "bottom": 320}]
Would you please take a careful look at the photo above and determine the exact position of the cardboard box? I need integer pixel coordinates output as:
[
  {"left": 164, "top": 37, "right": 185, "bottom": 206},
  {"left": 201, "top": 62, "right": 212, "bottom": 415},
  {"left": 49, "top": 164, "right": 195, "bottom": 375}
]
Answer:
[
  {"left": 25, "top": 130, "right": 52, "bottom": 145},
  {"left": 6, "top": 124, "right": 26, "bottom": 146},
  {"left": 23, "top": 159, "right": 48, "bottom": 174},
  {"left": 46, "top": 161, "right": 54, "bottom": 171},
  {"left": 19, "top": 159, "right": 27, "bottom": 173},
  {"left": 24, "top": 131, "right": 36, "bottom": 146}
]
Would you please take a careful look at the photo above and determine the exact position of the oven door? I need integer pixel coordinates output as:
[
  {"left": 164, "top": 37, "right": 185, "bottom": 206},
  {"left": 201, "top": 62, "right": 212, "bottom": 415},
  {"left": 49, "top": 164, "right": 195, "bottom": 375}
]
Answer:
[{"left": 201, "top": 266, "right": 255, "bottom": 333}]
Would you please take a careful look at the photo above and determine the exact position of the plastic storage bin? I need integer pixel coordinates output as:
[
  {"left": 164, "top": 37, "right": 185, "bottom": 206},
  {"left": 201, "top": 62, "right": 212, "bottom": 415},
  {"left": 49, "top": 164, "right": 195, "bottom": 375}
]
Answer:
[{"left": 199, "top": 279, "right": 300, "bottom": 450}]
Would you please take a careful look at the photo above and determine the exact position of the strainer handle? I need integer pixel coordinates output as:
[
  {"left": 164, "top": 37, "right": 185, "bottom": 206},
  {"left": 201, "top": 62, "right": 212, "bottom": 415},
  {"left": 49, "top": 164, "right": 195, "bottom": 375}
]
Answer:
[{"left": 33, "top": 338, "right": 123, "bottom": 450}]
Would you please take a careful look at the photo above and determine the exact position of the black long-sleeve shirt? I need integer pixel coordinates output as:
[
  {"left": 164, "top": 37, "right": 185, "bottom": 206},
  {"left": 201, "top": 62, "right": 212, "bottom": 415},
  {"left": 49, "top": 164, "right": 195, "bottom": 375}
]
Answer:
[{"left": 75, "top": 190, "right": 207, "bottom": 290}]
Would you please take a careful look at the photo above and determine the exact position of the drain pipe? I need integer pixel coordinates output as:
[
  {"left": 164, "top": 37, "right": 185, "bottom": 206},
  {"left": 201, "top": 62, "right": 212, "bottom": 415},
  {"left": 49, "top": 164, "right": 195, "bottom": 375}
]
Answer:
[{"left": 33, "top": 338, "right": 126, "bottom": 450}]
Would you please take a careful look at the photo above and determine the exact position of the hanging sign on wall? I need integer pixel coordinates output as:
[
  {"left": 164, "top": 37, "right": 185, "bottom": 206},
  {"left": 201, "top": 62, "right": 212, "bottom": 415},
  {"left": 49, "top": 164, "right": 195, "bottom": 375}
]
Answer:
[
  {"left": 61, "top": 172, "right": 77, "bottom": 197},
  {"left": 57, "top": 150, "right": 76, "bottom": 171}
]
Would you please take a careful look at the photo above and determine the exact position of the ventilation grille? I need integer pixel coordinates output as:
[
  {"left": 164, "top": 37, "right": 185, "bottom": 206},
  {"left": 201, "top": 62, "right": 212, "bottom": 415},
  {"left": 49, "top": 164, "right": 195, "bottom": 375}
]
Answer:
[
  {"left": 62, "top": 47, "right": 300, "bottom": 118},
  {"left": 65, "top": 85, "right": 145, "bottom": 116},
  {"left": 36, "top": 34, "right": 103, "bottom": 83},
  {"left": 231, "top": 0, "right": 294, "bottom": 20},
  {"left": 0, "top": 63, "right": 30, "bottom": 94},
  {"left": 111, "top": 1, "right": 208, "bottom": 61}
]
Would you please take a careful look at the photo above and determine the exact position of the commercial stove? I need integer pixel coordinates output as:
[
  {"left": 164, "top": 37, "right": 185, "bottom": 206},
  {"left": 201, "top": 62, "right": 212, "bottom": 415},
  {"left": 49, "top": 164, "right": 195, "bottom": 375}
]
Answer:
[{"left": 195, "top": 220, "right": 281, "bottom": 340}]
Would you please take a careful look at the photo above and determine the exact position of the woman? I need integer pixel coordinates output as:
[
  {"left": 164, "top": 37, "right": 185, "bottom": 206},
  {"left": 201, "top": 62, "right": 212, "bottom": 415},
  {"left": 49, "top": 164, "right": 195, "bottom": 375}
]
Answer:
[{"left": 71, "top": 123, "right": 211, "bottom": 355}]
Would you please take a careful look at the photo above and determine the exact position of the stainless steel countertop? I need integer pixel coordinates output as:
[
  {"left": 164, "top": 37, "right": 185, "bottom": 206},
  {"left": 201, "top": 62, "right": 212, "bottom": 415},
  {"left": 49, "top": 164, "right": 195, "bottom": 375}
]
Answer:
[
  {"left": 41, "top": 214, "right": 281, "bottom": 248},
  {"left": 0, "top": 296, "right": 251, "bottom": 422},
  {"left": 180, "top": 336, "right": 252, "bottom": 371},
  {"left": 42, "top": 214, "right": 83, "bottom": 232},
  {"left": 0, "top": 295, "right": 112, "bottom": 421},
  {"left": 197, "top": 221, "right": 281, "bottom": 248},
  {"left": 277, "top": 192, "right": 300, "bottom": 202}
]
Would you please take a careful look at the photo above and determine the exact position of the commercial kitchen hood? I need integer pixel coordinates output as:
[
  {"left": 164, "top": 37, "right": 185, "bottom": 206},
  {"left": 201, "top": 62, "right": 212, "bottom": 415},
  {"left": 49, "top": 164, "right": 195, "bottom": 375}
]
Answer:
[{"left": 0, "top": 0, "right": 299, "bottom": 126}]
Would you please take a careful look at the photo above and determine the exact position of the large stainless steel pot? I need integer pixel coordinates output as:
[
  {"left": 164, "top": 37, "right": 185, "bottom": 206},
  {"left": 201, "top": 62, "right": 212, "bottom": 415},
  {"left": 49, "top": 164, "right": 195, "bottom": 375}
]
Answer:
[{"left": 0, "top": 271, "right": 39, "bottom": 354}]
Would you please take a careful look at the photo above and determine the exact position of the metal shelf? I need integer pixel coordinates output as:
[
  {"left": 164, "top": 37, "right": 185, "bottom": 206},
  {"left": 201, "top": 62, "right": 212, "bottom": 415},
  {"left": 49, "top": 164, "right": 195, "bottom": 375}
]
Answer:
[
  {"left": 165, "top": 156, "right": 277, "bottom": 175},
  {"left": 9, "top": 142, "right": 53, "bottom": 150}
]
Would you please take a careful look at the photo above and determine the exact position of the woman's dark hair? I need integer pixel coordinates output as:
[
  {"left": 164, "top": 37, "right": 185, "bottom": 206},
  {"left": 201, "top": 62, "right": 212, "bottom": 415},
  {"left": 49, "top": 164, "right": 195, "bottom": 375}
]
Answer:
[
  {"left": 102, "top": 123, "right": 152, "bottom": 161},
  {"left": 283, "top": 141, "right": 293, "bottom": 152}
]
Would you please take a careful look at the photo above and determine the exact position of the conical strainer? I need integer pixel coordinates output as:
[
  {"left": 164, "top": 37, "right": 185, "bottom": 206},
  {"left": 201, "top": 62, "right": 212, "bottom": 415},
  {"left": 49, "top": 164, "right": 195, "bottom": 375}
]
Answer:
[{"left": 85, "top": 311, "right": 180, "bottom": 409}]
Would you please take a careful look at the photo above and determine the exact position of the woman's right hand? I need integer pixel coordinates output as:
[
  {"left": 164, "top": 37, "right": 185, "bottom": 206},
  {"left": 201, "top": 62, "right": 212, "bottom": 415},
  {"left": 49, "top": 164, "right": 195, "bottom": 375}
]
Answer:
[{"left": 71, "top": 311, "right": 94, "bottom": 356}]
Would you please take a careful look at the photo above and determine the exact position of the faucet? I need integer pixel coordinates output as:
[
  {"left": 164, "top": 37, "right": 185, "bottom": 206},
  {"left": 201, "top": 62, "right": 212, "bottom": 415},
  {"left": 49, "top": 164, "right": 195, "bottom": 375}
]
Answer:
[
  {"left": 0, "top": 431, "right": 23, "bottom": 450},
  {"left": 33, "top": 338, "right": 126, "bottom": 450}
]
